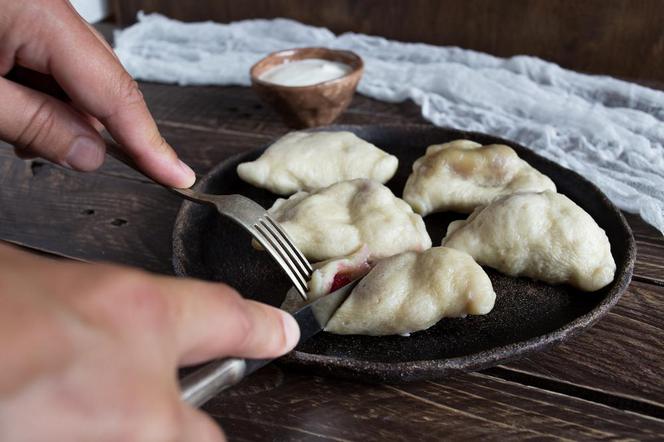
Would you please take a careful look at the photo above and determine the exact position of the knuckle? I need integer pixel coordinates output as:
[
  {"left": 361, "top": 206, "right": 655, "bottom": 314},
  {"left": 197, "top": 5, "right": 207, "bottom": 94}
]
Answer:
[
  {"left": 116, "top": 275, "right": 169, "bottom": 325},
  {"left": 84, "top": 267, "right": 170, "bottom": 330},
  {"left": 149, "top": 131, "right": 171, "bottom": 156},
  {"left": 275, "top": 314, "right": 291, "bottom": 352},
  {"left": 115, "top": 76, "right": 144, "bottom": 110},
  {"left": 102, "top": 75, "right": 146, "bottom": 122},
  {"left": 15, "top": 99, "right": 58, "bottom": 154},
  {"left": 225, "top": 292, "right": 254, "bottom": 349}
]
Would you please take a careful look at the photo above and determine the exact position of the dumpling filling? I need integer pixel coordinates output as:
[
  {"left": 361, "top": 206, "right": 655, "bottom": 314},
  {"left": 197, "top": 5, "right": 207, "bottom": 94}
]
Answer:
[{"left": 283, "top": 247, "right": 496, "bottom": 336}]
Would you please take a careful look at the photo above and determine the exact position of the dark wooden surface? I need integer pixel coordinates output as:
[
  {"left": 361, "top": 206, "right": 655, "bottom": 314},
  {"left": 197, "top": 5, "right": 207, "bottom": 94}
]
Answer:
[
  {"left": 2, "top": 81, "right": 664, "bottom": 439},
  {"left": 112, "top": 0, "right": 664, "bottom": 82},
  {"left": 5, "top": 13, "right": 664, "bottom": 432}
]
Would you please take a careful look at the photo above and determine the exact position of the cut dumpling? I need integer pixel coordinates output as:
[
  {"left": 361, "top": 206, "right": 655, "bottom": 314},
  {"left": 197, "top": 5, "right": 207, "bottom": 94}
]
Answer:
[
  {"left": 280, "top": 246, "right": 373, "bottom": 314},
  {"left": 307, "top": 245, "right": 372, "bottom": 298},
  {"left": 403, "top": 139, "right": 556, "bottom": 215},
  {"left": 442, "top": 191, "right": 616, "bottom": 291},
  {"left": 267, "top": 179, "right": 432, "bottom": 262},
  {"left": 288, "top": 247, "right": 496, "bottom": 336},
  {"left": 237, "top": 131, "right": 398, "bottom": 195}
]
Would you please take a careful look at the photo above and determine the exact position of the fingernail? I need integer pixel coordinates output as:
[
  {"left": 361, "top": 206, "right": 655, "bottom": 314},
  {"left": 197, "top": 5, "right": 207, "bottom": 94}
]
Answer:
[
  {"left": 281, "top": 312, "right": 300, "bottom": 350},
  {"left": 177, "top": 159, "right": 196, "bottom": 188},
  {"left": 65, "top": 136, "right": 104, "bottom": 171}
]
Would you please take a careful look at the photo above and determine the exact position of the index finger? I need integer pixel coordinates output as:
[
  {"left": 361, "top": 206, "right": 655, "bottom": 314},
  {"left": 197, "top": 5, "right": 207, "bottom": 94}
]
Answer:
[
  {"left": 24, "top": 6, "right": 195, "bottom": 188},
  {"left": 160, "top": 277, "right": 300, "bottom": 366}
]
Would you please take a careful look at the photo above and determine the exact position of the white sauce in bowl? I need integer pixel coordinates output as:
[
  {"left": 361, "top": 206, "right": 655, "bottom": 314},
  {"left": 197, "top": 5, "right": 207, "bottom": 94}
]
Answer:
[{"left": 259, "top": 58, "right": 352, "bottom": 87}]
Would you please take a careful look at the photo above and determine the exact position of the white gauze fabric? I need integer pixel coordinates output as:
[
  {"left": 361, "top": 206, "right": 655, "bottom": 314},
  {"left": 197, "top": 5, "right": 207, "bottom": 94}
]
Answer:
[{"left": 115, "top": 13, "right": 664, "bottom": 234}]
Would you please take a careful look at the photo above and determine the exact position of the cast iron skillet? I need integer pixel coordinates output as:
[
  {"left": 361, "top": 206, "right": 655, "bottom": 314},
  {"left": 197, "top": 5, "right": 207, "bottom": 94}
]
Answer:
[{"left": 172, "top": 125, "right": 635, "bottom": 382}]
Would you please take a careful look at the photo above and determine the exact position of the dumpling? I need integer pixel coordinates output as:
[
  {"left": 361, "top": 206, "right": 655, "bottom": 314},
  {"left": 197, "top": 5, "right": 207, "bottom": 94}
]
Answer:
[
  {"left": 403, "top": 139, "right": 556, "bottom": 215},
  {"left": 283, "top": 247, "right": 496, "bottom": 336},
  {"left": 237, "top": 131, "right": 398, "bottom": 195},
  {"left": 267, "top": 179, "right": 432, "bottom": 262},
  {"left": 442, "top": 191, "right": 616, "bottom": 291},
  {"left": 307, "top": 245, "right": 372, "bottom": 298}
]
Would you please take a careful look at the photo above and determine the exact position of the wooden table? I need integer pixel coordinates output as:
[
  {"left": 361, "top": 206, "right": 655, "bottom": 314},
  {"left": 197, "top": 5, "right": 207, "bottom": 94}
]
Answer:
[{"left": 1, "top": 81, "right": 663, "bottom": 440}]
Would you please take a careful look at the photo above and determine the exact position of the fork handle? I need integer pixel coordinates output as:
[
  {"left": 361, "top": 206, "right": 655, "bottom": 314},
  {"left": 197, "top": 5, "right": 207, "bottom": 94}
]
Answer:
[{"left": 180, "top": 357, "right": 271, "bottom": 407}]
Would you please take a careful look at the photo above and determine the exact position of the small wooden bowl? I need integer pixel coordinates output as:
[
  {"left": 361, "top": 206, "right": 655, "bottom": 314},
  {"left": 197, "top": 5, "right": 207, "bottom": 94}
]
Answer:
[{"left": 250, "top": 47, "right": 364, "bottom": 128}]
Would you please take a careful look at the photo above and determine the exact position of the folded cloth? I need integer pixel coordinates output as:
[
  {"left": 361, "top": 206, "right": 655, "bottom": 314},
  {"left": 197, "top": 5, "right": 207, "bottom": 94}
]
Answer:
[{"left": 115, "top": 13, "right": 664, "bottom": 234}]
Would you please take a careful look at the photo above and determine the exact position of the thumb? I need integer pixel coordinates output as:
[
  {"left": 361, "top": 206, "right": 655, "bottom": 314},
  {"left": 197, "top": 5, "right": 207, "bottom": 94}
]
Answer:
[{"left": 0, "top": 76, "right": 105, "bottom": 171}]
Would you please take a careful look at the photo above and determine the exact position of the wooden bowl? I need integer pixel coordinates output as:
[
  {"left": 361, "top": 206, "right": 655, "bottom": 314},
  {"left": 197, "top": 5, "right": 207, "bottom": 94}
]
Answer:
[{"left": 250, "top": 47, "right": 364, "bottom": 128}]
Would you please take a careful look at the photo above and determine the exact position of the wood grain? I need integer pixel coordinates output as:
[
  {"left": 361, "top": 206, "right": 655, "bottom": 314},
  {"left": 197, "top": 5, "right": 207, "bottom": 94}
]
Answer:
[
  {"left": 1, "top": 74, "right": 663, "bottom": 436},
  {"left": 1, "top": 137, "right": 662, "bottom": 409},
  {"left": 624, "top": 213, "right": 664, "bottom": 285},
  {"left": 144, "top": 84, "right": 664, "bottom": 285},
  {"left": 204, "top": 369, "right": 664, "bottom": 441},
  {"left": 0, "top": 152, "right": 177, "bottom": 273},
  {"left": 138, "top": 83, "right": 425, "bottom": 136},
  {"left": 112, "top": 0, "right": 664, "bottom": 81},
  {"left": 503, "top": 280, "right": 664, "bottom": 408}
]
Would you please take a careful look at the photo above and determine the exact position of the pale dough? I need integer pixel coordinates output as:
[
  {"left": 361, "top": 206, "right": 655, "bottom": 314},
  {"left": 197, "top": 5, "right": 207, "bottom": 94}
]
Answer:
[
  {"left": 403, "top": 139, "right": 556, "bottom": 215},
  {"left": 442, "top": 191, "right": 616, "bottom": 291},
  {"left": 267, "top": 179, "right": 432, "bottom": 262},
  {"left": 307, "top": 245, "right": 371, "bottom": 298},
  {"left": 237, "top": 131, "right": 398, "bottom": 195},
  {"left": 282, "top": 247, "right": 496, "bottom": 336}
]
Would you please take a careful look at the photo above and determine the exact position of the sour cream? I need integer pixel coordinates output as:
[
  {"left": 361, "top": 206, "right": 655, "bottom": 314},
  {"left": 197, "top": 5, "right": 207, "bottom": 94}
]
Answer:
[{"left": 259, "top": 58, "right": 352, "bottom": 87}]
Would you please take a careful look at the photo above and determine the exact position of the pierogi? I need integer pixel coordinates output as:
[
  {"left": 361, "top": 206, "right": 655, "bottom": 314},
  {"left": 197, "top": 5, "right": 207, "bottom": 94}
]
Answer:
[
  {"left": 403, "top": 140, "right": 556, "bottom": 215},
  {"left": 237, "top": 131, "right": 398, "bottom": 195},
  {"left": 307, "top": 245, "right": 372, "bottom": 298},
  {"left": 267, "top": 179, "right": 432, "bottom": 262},
  {"left": 283, "top": 247, "right": 496, "bottom": 336},
  {"left": 442, "top": 191, "right": 616, "bottom": 291}
]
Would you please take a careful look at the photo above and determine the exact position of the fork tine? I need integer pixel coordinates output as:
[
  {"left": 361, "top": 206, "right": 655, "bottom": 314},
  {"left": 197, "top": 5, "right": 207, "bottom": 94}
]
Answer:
[
  {"left": 261, "top": 217, "right": 312, "bottom": 280},
  {"left": 264, "top": 215, "right": 313, "bottom": 275},
  {"left": 255, "top": 221, "right": 309, "bottom": 289},
  {"left": 253, "top": 225, "right": 309, "bottom": 300}
]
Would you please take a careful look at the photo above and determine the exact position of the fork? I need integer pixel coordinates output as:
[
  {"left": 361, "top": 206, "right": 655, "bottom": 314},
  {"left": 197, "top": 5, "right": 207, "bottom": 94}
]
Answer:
[
  {"left": 173, "top": 189, "right": 312, "bottom": 299},
  {"left": 105, "top": 140, "right": 313, "bottom": 300}
]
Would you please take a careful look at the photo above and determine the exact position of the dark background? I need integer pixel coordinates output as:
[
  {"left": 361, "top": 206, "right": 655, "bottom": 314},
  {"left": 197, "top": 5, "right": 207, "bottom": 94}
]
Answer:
[{"left": 111, "top": 0, "right": 664, "bottom": 82}]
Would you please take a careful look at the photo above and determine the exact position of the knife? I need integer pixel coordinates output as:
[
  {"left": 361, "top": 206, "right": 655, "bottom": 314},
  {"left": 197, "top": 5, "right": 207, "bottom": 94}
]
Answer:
[{"left": 180, "top": 278, "right": 360, "bottom": 407}]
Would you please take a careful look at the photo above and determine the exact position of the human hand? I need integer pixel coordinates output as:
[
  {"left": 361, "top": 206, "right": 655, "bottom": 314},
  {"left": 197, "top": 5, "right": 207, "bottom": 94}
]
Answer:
[
  {"left": 0, "top": 0, "right": 195, "bottom": 187},
  {"left": 0, "top": 243, "right": 299, "bottom": 441}
]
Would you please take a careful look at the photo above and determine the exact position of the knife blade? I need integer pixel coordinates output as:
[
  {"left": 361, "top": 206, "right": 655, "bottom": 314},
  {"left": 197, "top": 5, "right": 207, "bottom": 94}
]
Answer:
[{"left": 180, "top": 279, "right": 360, "bottom": 407}]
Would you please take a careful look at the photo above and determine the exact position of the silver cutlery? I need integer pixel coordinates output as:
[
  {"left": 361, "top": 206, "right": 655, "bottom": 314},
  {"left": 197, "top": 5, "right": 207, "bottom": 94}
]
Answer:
[
  {"left": 180, "top": 278, "right": 360, "bottom": 407},
  {"left": 105, "top": 140, "right": 313, "bottom": 300}
]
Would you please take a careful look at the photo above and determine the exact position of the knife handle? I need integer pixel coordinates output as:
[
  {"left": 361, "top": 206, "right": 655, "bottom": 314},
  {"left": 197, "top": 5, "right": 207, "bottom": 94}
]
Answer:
[{"left": 180, "top": 357, "right": 271, "bottom": 407}]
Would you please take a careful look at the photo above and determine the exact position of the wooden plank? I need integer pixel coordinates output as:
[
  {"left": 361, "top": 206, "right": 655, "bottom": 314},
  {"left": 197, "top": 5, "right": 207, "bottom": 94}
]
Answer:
[
  {"left": 0, "top": 153, "right": 177, "bottom": 274},
  {"left": 4, "top": 133, "right": 661, "bottom": 286},
  {"left": 1, "top": 81, "right": 663, "bottom": 429},
  {"left": 0, "top": 123, "right": 272, "bottom": 183},
  {"left": 503, "top": 280, "right": 664, "bottom": 408},
  {"left": 1, "top": 147, "right": 663, "bottom": 410},
  {"left": 624, "top": 213, "right": 664, "bottom": 285},
  {"left": 111, "top": 0, "right": 664, "bottom": 81},
  {"left": 138, "top": 83, "right": 425, "bottom": 135},
  {"left": 139, "top": 84, "right": 664, "bottom": 284},
  {"left": 204, "top": 368, "right": 664, "bottom": 441},
  {"left": 1, "top": 83, "right": 661, "bottom": 280}
]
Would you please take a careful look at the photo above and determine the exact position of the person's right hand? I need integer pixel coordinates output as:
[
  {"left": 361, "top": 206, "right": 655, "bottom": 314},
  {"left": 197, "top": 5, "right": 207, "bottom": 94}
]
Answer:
[{"left": 0, "top": 243, "right": 300, "bottom": 441}]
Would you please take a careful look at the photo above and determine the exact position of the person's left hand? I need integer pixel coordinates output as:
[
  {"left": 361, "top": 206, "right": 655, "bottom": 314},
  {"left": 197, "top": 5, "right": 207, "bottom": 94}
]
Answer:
[{"left": 0, "top": 0, "right": 195, "bottom": 187}]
